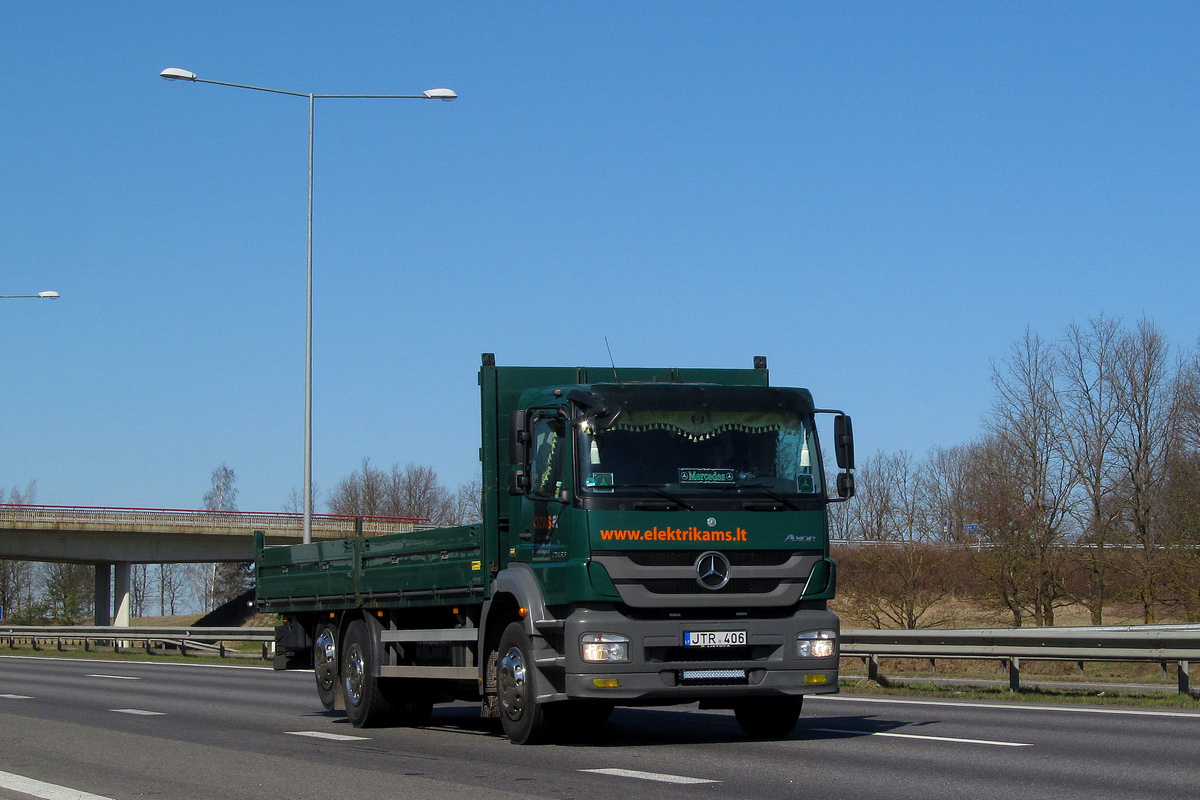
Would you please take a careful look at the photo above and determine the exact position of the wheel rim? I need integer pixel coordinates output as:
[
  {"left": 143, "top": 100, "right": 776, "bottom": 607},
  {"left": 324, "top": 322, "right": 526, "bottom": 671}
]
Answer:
[
  {"left": 497, "top": 645, "right": 527, "bottom": 721},
  {"left": 344, "top": 642, "right": 366, "bottom": 706},
  {"left": 314, "top": 629, "right": 336, "bottom": 691}
]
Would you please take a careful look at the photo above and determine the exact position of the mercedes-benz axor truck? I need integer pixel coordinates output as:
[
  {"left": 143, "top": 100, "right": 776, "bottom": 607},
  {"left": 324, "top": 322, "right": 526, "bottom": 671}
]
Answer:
[{"left": 257, "top": 354, "right": 855, "bottom": 743}]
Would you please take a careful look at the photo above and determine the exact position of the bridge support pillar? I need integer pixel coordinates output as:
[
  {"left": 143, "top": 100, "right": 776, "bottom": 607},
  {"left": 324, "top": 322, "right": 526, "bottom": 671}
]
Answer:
[
  {"left": 113, "top": 562, "right": 131, "bottom": 627},
  {"left": 94, "top": 564, "right": 111, "bottom": 626}
]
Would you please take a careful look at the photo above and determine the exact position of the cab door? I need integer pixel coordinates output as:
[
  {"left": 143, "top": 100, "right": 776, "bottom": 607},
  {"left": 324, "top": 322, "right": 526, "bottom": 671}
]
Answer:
[{"left": 515, "top": 409, "right": 571, "bottom": 565}]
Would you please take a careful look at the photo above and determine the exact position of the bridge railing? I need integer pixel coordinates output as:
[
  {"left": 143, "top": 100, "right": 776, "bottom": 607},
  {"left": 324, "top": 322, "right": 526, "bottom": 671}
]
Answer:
[{"left": 0, "top": 503, "right": 436, "bottom": 537}]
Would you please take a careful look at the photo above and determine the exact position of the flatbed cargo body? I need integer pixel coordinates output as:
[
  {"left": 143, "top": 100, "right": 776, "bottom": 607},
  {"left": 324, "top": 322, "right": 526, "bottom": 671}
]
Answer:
[{"left": 257, "top": 355, "right": 855, "bottom": 743}]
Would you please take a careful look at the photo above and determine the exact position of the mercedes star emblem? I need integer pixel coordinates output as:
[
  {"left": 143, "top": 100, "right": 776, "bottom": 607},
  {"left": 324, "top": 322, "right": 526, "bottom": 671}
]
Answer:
[{"left": 695, "top": 551, "right": 731, "bottom": 590}]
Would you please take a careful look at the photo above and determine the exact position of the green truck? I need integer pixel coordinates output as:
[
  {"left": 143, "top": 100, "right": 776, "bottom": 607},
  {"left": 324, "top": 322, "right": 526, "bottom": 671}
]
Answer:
[{"left": 256, "top": 354, "right": 855, "bottom": 743}]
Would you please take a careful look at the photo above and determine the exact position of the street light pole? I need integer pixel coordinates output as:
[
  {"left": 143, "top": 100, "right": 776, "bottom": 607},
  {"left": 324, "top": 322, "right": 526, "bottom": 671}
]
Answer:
[
  {"left": 161, "top": 68, "right": 457, "bottom": 544},
  {"left": 0, "top": 291, "right": 59, "bottom": 299}
]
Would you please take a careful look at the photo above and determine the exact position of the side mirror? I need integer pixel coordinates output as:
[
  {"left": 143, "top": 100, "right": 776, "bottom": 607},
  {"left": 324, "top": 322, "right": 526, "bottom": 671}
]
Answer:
[
  {"left": 837, "top": 471, "right": 855, "bottom": 499},
  {"left": 834, "top": 414, "right": 855, "bottom": 470},
  {"left": 509, "top": 409, "right": 529, "bottom": 466}
]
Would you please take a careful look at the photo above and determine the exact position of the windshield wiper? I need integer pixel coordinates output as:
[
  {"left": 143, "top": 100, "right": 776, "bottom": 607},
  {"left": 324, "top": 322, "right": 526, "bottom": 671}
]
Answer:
[
  {"left": 616, "top": 484, "right": 694, "bottom": 510},
  {"left": 711, "top": 481, "right": 799, "bottom": 510}
]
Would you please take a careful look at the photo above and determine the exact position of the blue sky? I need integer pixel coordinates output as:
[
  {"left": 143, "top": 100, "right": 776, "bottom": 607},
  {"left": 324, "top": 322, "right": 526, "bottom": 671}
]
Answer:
[{"left": 2, "top": 2, "right": 1198, "bottom": 512}]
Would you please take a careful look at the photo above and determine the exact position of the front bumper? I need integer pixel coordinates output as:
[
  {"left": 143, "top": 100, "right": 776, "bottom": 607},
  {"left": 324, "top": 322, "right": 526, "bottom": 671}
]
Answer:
[{"left": 560, "top": 605, "right": 840, "bottom": 703}]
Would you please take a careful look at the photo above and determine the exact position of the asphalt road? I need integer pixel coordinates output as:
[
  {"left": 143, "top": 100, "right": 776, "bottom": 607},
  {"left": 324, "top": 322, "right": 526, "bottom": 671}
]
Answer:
[{"left": 2, "top": 654, "right": 1199, "bottom": 800}]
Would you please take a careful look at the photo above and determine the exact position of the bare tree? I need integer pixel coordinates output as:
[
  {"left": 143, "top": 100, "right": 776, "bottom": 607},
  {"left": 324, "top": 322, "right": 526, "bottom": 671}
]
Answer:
[
  {"left": 327, "top": 458, "right": 390, "bottom": 516},
  {"left": 450, "top": 474, "right": 483, "bottom": 525},
  {"left": 1, "top": 480, "right": 39, "bottom": 621},
  {"left": 130, "top": 564, "right": 150, "bottom": 617},
  {"left": 40, "top": 562, "right": 93, "bottom": 623},
  {"left": 1057, "top": 315, "right": 1124, "bottom": 623},
  {"left": 983, "top": 330, "right": 1075, "bottom": 625},
  {"left": 961, "top": 434, "right": 1040, "bottom": 626},
  {"left": 1111, "top": 319, "right": 1175, "bottom": 623},
  {"left": 838, "top": 451, "right": 955, "bottom": 629},
  {"left": 158, "top": 564, "right": 183, "bottom": 616},
  {"left": 328, "top": 459, "right": 466, "bottom": 525},
  {"left": 194, "top": 463, "right": 249, "bottom": 612},
  {"left": 1159, "top": 341, "right": 1200, "bottom": 620},
  {"left": 383, "top": 464, "right": 455, "bottom": 523}
]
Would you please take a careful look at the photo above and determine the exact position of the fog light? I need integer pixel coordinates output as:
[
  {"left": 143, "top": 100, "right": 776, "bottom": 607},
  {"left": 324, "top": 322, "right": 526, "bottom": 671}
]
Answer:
[
  {"left": 581, "top": 633, "right": 630, "bottom": 662},
  {"left": 804, "top": 674, "right": 828, "bottom": 684},
  {"left": 593, "top": 678, "right": 620, "bottom": 688},
  {"left": 796, "top": 629, "right": 836, "bottom": 658}
]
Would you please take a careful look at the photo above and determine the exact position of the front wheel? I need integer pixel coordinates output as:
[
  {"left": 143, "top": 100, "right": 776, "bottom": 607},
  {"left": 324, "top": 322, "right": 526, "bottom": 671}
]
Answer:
[
  {"left": 496, "top": 622, "right": 550, "bottom": 744},
  {"left": 734, "top": 696, "right": 802, "bottom": 738}
]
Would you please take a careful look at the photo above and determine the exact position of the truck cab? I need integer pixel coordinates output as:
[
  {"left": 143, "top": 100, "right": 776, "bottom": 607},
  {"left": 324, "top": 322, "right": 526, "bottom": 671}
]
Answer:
[{"left": 483, "top": 356, "right": 854, "bottom": 741}]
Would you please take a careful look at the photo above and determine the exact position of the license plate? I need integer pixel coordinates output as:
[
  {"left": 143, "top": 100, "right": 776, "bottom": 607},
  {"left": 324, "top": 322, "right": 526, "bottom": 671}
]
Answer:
[{"left": 683, "top": 630, "right": 747, "bottom": 647}]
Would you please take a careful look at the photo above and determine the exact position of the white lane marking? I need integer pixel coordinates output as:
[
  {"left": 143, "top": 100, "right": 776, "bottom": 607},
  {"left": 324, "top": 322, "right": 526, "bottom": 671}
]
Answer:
[
  {"left": 0, "top": 693, "right": 34, "bottom": 699},
  {"left": 581, "top": 768, "right": 719, "bottom": 784},
  {"left": 810, "top": 727, "right": 1031, "bottom": 747},
  {"left": 86, "top": 674, "right": 140, "bottom": 680},
  {"left": 0, "top": 768, "right": 115, "bottom": 800},
  {"left": 286, "top": 731, "right": 371, "bottom": 741},
  {"left": 816, "top": 694, "right": 1200, "bottom": 719},
  {"left": 110, "top": 708, "right": 165, "bottom": 716}
]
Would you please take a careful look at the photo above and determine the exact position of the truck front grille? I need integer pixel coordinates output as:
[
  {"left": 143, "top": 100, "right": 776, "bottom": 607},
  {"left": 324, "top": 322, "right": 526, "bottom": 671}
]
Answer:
[{"left": 590, "top": 550, "right": 824, "bottom": 609}]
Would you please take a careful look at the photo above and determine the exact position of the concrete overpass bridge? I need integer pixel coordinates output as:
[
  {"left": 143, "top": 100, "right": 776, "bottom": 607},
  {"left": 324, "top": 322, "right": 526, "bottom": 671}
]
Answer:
[{"left": 0, "top": 504, "right": 431, "bottom": 626}]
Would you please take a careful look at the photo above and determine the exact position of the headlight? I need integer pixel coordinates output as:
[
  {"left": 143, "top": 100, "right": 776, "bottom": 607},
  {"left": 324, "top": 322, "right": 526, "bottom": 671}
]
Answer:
[
  {"left": 581, "top": 633, "right": 630, "bottom": 662},
  {"left": 796, "top": 629, "right": 836, "bottom": 658}
]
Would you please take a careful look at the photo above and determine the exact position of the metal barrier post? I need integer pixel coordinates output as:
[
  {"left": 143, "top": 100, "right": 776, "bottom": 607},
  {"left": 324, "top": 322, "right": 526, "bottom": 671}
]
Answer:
[
  {"left": 1179, "top": 661, "right": 1190, "bottom": 695},
  {"left": 1008, "top": 656, "right": 1021, "bottom": 692}
]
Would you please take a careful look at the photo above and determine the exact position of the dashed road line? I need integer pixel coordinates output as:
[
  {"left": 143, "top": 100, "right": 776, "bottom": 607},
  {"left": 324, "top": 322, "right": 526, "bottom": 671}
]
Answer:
[
  {"left": 86, "top": 674, "right": 140, "bottom": 681},
  {"left": 0, "top": 693, "right": 33, "bottom": 699},
  {"left": 810, "top": 727, "right": 1031, "bottom": 747},
  {"left": 285, "top": 730, "right": 371, "bottom": 741},
  {"left": 110, "top": 708, "right": 164, "bottom": 716},
  {"left": 815, "top": 694, "right": 1200, "bottom": 719},
  {"left": 581, "top": 768, "right": 719, "bottom": 784},
  {"left": 0, "top": 768, "right": 115, "bottom": 800}
]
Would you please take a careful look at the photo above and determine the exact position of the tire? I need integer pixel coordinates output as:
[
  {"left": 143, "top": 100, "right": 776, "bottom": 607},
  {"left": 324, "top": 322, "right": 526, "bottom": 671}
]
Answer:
[
  {"left": 734, "top": 696, "right": 802, "bottom": 739},
  {"left": 340, "top": 619, "right": 396, "bottom": 728},
  {"left": 379, "top": 679, "right": 435, "bottom": 727},
  {"left": 313, "top": 623, "right": 339, "bottom": 711},
  {"left": 496, "top": 622, "right": 551, "bottom": 744}
]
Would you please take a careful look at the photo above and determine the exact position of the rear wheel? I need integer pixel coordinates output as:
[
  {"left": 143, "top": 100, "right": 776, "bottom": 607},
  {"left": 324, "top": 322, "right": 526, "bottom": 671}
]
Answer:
[
  {"left": 734, "top": 696, "right": 802, "bottom": 738},
  {"left": 496, "top": 622, "right": 550, "bottom": 744},
  {"left": 312, "top": 623, "right": 339, "bottom": 711},
  {"left": 340, "top": 619, "right": 396, "bottom": 727}
]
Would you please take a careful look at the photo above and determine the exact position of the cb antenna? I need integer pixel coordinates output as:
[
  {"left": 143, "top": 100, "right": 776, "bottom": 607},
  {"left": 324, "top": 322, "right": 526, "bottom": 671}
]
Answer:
[{"left": 604, "top": 337, "right": 621, "bottom": 383}]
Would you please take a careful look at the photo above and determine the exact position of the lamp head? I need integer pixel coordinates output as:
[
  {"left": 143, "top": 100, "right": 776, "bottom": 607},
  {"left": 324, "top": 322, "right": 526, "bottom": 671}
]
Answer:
[
  {"left": 422, "top": 88, "right": 457, "bottom": 101},
  {"left": 160, "top": 68, "right": 198, "bottom": 81},
  {"left": 37, "top": 291, "right": 59, "bottom": 299}
]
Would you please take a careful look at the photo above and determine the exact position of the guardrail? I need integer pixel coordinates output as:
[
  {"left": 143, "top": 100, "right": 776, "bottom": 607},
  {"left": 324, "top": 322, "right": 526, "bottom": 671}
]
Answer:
[
  {"left": 0, "top": 625, "right": 274, "bottom": 659},
  {"left": 3, "top": 623, "right": 1198, "bottom": 694},
  {"left": 841, "top": 624, "right": 1200, "bottom": 694},
  {"left": 0, "top": 503, "right": 436, "bottom": 538}
]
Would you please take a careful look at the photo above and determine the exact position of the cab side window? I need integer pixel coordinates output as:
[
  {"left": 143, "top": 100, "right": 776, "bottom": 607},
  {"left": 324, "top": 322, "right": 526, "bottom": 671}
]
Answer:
[{"left": 530, "top": 415, "right": 566, "bottom": 498}]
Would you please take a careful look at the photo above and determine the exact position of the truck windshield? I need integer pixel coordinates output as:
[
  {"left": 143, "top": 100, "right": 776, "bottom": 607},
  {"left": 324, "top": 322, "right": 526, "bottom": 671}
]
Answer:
[{"left": 575, "top": 385, "right": 822, "bottom": 498}]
